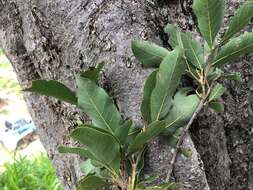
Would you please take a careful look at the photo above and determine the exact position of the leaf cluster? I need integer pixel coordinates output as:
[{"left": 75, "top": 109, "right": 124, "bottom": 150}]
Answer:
[{"left": 25, "top": 0, "right": 253, "bottom": 189}]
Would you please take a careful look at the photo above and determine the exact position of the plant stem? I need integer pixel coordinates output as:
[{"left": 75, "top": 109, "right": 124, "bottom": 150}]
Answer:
[{"left": 165, "top": 84, "right": 213, "bottom": 182}]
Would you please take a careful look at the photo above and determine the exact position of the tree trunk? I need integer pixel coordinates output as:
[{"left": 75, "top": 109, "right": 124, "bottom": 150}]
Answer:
[{"left": 0, "top": 0, "right": 252, "bottom": 190}]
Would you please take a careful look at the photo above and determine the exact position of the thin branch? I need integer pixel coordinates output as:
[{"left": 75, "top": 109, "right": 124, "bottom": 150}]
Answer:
[{"left": 165, "top": 84, "right": 213, "bottom": 182}]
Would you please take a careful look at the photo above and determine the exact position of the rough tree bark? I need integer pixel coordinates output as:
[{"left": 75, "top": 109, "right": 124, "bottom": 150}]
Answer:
[{"left": 0, "top": 0, "right": 252, "bottom": 190}]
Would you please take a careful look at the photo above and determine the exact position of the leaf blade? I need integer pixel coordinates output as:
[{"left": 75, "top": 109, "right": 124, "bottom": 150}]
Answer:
[
  {"left": 128, "top": 121, "right": 166, "bottom": 153},
  {"left": 222, "top": 0, "right": 253, "bottom": 43},
  {"left": 164, "top": 90, "right": 200, "bottom": 132},
  {"left": 70, "top": 127, "right": 121, "bottom": 173},
  {"left": 80, "top": 62, "right": 104, "bottom": 83},
  {"left": 165, "top": 24, "right": 204, "bottom": 69},
  {"left": 209, "top": 83, "right": 226, "bottom": 101},
  {"left": 150, "top": 48, "right": 186, "bottom": 121},
  {"left": 193, "top": 0, "right": 225, "bottom": 47},
  {"left": 209, "top": 101, "right": 224, "bottom": 113},
  {"left": 141, "top": 70, "right": 158, "bottom": 124},
  {"left": 25, "top": 80, "right": 77, "bottom": 105},
  {"left": 213, "top": 31, "right": 253, "bottom": 67},
  {"left": 77, "top": 175, "right": 108, "bottom": 190},
  {"left": 58, "top": 146, "right": 97, "bottom": 160},
  {"left": 77, "top": 77, "right": 123, "bottom": 133},
  {"left": 132, "top": 40, "right": 170, "bottom": 66}
]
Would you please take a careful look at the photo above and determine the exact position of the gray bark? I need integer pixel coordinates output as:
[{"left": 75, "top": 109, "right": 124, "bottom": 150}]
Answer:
[{"left": 0, "top": 0, "right": 252, "bottom": 190}]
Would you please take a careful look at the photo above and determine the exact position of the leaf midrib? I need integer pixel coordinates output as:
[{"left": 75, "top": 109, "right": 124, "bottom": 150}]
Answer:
[
  {"left": 223, "top": 2, "right": 253, "bottom": 41},
  {"left": 207, "top": 0, "right": 213, "bottom": 46},
  {"left": 212, "top": 43, "right": 253, "bottom": 65},
  {"left": 86, "top": 91, "right": 114, "bottom": 134},
  {"left": 209, "top": 85, "right": 223, "bottom": 101},
  {"left": 155, "top": 57, "right": 178, "bottom": 121},
  {"left": 186, "top": 37, "right": 202, "bottom": 68}
]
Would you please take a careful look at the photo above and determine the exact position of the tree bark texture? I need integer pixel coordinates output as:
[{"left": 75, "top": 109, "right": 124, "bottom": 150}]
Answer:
[{"left": 0, "top": 0, "right": 252, "bottom": 190}]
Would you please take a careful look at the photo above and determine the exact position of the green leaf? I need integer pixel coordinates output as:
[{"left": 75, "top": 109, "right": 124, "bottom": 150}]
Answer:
[
  {"left": 213, "top": 31, "right": 253, "bottom": 67},
  {"left": 71, "top": 127, "right": 120, "bottom": 173},
  {"left": 80, "top": 159, "right": 100, "bottom": 176},
  {"left": 114, "top": 120, "right": 132, "bottom": 145},
  {"left": 132, "top": 40, "right": 170, "bottom": 66},
  {"left": 193, "top": 0, "right": 225, "bottom": 48},
  {"left": 58, "top": 146, "right": 97, "bottom": 160},
  {"left": 150, "top": 48, "right": 186, "bottom": 121},
  {"left": 80, "top": 62, "right": 104, "bottom": 83},
  {"left": 77, "top": 77, "right": 123, "bottom": 133},
  {"left": 77, "top": 175, "right": 108, "bottom": 190},
  {"left": 164, "top": 89, "right": 200, "bottom": 131},
  {"left": 25, "top": 80, "right": 77, "bottom": 105},
  {"left": 141, "top": 70, "right": 158, "bottom": 124},
  {"left": 222, "top": 0, "right": 253, "bottom": 43},
  {"left": 165, "top": 24, "right": 204, "bottom": 69},
  {"left": 209, "top": 83, "right": 226, "bottom": 101},
  {"left": 128, "top": 121, "right": 165, "bottom": 153},
  {"left": 220, "top": 73, "right": 241, "bottom": 81},
  {"left": 209, "top": 101, "right": 224, "bottom": 113}
]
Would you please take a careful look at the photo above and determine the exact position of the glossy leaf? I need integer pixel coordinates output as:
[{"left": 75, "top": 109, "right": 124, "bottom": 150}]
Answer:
[
  {"left": 164, "top": 89, "right": 200, "bottom": 131},
  {"left": 193, "top": 0, "right": 225, "bottom": 47},
  {"left": 76, "top": 76, "right": 123, "bottom": 133},
  {"left": 165, "top": 24, "right": 204, "bottom": 68},
  {"left": 209, "top": 83, "right": 226, "bottom": 101},
  {"left": 150, "top": 48, "right": 186, "bottom": 121},
  {"left": 77, "top": 175, "right": 108, "bottom": 190},
  {"left": 128, "top": 121, "right": 166, "bottom": 153},
  {"left": 80, "top": 62, "right": 104, "bottom": 83},
  {"left": 222, "top": 0, "right": 253, "bottom": 43},
  {"left": 71, "top": 127, "right": 120, "bottom": 173},
  {"left": 132, "top": 40, "right": 170, "bottom": 66},
  {"left": 209, "top": 101, "right": 224, "bottom": 113},
  {"left": 25, "top": 80, "right": 77, "bottom": 105},
  {"left": 141, "top": 70, "right": 158, "bottom": 123},
  {"left": 213, "top": 31, "right": 253, "bottom": 67}
]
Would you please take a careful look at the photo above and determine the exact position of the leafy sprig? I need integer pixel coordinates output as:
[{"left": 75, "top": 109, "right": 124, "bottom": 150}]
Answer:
[{"left": 25, "top": 0, "right": 253, "bottom": 189}]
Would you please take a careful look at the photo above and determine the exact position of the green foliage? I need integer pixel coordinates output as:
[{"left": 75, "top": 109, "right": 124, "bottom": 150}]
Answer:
[
  {"left": 25, "top": 80, "right": 77, "bottom": 105},
  {"left": 76, "top": 76, "right": 123, "bottom": 133},
  {"left": 165, "top": 24, "right": 204, "bottom": 69},
  {"left": 208, "top": 83, "right": 226, "bottom": 101},
  {"left": 128, "top": 121, "right": 165, "bottom": 153},
  {"left": 0, "top": 154, "right": 62, "bottom": 190},
  {"left": 150, "top": 48, "right": 185, "bottom": 121},
  {"left": 131, "top": 40, "right": 170, "bottom": 66},
  {"left": 209, "top": 101, "right": 224, "bottom": 113},
  {"left": 80, "top": 62, "right": 105, "bottom": 83},
  {"left": 213, "top": 31, "right": 253, "bottom": 67},
  {"left": 193, "top": 0, "right": 225, "bottom": 48},
  {"left": 77, "top": 175, "right": 108, "bottom": 190},
  {"left": 71, "top": 127, "right": 121, "bottom": 173},
  {"left": 27, "top": 0, "right": 252, "bottom": 189},
  {"left": 222, "top": 0, "right": 253, "bottom": 43},
  {"left": 141, "top": 70, "right": 158, "bottom": 124},
  {"left": 164, "top": 89, "right": 200, "bottom": 132}
]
